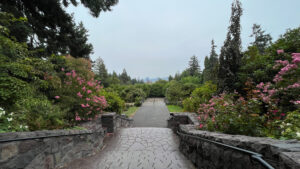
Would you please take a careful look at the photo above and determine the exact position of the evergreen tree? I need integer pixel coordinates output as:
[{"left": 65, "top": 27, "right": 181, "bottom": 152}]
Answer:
[
  {"left": 119, "top": 69, "right": 131, "bottom": 84},
  {"left": 0, "top": 0, "right": 117, "bottom": 58},
  {"left": 168, "top": 75, "right": 173, "bottom": 81},
  {"left": 94, "top": 57, "right": 108, "bottom": 86},
  {"left": 188, "top": 55, "right": 200, "bottom": 76},
  {"left": 250, "top": 24, "right": 272, "bottom": 54},
  {"left": 218, "top": 0, "right": 243, "bottom": 93},
  {"left": 203, "top": 40, "right": 219, "bottom": 83}
]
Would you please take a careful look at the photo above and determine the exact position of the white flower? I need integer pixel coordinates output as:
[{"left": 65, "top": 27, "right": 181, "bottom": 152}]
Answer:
[
  {"left": 25, "top": 126, "right": 28, "bottom": 129},
  {"left": 20, "top": 125, "right": 23, "bottom": 128},
  {"left": 296, "top": 132, "right": 300, "bottom": 137},
  {"left": 7, "top": 117, "right": 12, "bottom": 122}
]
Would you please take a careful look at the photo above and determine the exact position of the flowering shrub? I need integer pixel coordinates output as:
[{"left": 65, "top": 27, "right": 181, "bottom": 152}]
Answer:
[
  {"left": 54, "top": 69, "right": 107, "bottom": 123},
  {"left": 198, "top": 52, "right": 300, "bottom": 139},
  {"left": 0, "top": 107, "right": 28, "bottom": 132}
]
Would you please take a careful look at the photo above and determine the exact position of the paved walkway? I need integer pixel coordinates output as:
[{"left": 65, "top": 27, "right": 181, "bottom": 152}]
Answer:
[
  {"left": 133, "top": 98, "right": 170, "bottom": 127},
  {"left": 63, "top": 98, "right": 194, "bottom": 169}
]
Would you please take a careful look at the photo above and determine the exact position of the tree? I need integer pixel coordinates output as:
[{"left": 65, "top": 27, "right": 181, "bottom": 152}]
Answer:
[
  {"left": 94, "top": 57, "right": 108, "bottom": 86},
  {"left": 188, "top": 55, "right": 201, "bottom": 76},
  {"left": 106, "top": 71, "right": 120, "bottom": 86},
  {"left": 0, "top": 0, "right": 117, "bottom": 58},
  {"left": 203, "top": 40, "right": 219, "bottom": 83},
  {"left": 119, "top": 69, "right": 131, "bottom": 84},
  {"left": 218, "top": 0, "right": 243, "bottom": 93},
  {"left": 250, "top": 24, "right": 272, "bottom": 54}
]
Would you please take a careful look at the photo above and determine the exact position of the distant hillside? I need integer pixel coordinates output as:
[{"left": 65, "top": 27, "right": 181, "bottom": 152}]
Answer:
[{"left": 143, "top": 77, "right": 168, "bottom": 83}]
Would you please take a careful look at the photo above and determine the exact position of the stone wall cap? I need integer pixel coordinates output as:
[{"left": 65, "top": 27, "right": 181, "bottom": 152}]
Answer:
[
  {"left": 102, "top": 112, "right": 116, "bottom": 116},
  {"left": 179, "top": 124, "right": 300, "bottom": 155},
  {"left": 0, "top": 129, "right": 93, "bottom": 142}
]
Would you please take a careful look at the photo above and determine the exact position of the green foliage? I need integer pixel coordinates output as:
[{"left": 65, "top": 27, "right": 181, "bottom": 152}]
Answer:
[
  {"left": 250, "top": 24, "right": 272, "bottom": 54},
  {"left": 122, "top": 106, "right": 138, "bottom": 117},
  {"left": 134, "top": 97, "right": 143, "bottom": 107},
  {"left": 120, "top": 85, "right": 146, "bottom": 103},
  {"left": 16, "top": 97, "right": 66, "bottom": 131},
  {"left": 94, "top": 56, "right": 109, "bottom": 87},
  {"left": 180, "top": 76, "right": 201, "bottom": 84},
  {"left": 0, "top": 0, "right": 117, "bottom": 58},
  {"left": 279, "top": 110, "right": 300, "bottom": 140},
  {"left": 0, "top": 107, "right": 28, "bottom": 133},
  {"left": 101, "top": 90, "right": 125, "bottom": 114},
  {"left": 188, "top": 55, "right": 201, "bottom": 76},
  {"left": 119, "top": 69, "right": 131, "bottom": 84},
  {"left": 165, "top": 81, "right": 184, "bottom": 104},
  {"left": 183, "top": 82, "right": 217, "bottom": 112},
  {"left": 149, "top": 80, "right": 168, "bottom": 97},
  {"left": 203, "top": 40, "right": 219, "bottom": 84},
  {"left": 218, "top": 0, "right": 243, "bottom": 93},
  {"left": 167, "top": 105, "right": 184, "bottom": 113}
]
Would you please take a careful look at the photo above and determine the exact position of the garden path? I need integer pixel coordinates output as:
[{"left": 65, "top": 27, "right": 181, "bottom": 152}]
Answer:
[
  {"left": 62, "top": 98, "right": 194, "bottom": 169},
  {"left": 133, "top": 98, "right": 170, "bottom": 127}
]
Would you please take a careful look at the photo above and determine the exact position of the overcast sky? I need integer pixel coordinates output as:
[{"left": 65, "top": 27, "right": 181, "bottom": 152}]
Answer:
[{"left": 66, "top": 0, "right": 300, "bottom": 79}]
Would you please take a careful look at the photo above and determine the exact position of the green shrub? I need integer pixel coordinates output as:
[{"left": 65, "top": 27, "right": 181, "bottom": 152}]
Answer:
[
  {"left": 101, "top": 90, "right": 125, "bottom": 113},
  {"left": 183, "top": 81, "right": 216, "bottom": 112},
  {"left": 278, "top": 110, "right": 300, "bottom": 140},
  {"left": 134, "top": 96, "right": 143, "bottom": 107},
  {"left": 16, "top": 97, "right": 66, "bottom": 130}
]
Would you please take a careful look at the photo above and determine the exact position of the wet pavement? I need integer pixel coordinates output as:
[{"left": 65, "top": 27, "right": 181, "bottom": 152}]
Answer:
[
  {"left": 62, "top": 128, "right": 194, "bottom": 169},
  {"left": 133, "top": 98, "right": 170, "bottom": 127},
  {"left": 62, "top": 99, "right": 194, "bottom": 169}
]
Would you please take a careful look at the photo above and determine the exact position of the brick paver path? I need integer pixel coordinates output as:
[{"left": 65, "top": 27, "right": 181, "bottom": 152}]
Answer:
[{"left": 63, "top": 99, "right": 194, "bottom": 169}]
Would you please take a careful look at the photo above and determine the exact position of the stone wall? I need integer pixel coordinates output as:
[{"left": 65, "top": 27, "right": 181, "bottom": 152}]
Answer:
[
  {"left": 168, "top": 113, "right": 300, "bottom": 169},
  {"left": 0, "top": 117, "right": 105, "bottom": 169},
  {"left": 101, "top": 112, "right": 133, "bottom": 133},
  {"left": 0, "top": 113, "right": 133, "bottom": 169}
]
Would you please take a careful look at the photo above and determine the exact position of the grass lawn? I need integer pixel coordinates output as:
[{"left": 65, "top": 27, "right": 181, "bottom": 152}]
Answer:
[
  {"left": 123, "top": 106, "right": 139, "bottom": 117},
  {"left": 167, "top": 105, "right": 184, "bottom": 112}
]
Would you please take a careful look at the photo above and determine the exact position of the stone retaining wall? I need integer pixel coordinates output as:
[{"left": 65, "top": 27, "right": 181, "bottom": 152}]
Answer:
[
  {"left": 0, "top": 129, "right": 105, "bottom": 169},
  {"left": 168, "top": 113, "right": 300, "bottom": 169},
  {"left": 101, "top": 112, "right": 133, "bottom": 133}
]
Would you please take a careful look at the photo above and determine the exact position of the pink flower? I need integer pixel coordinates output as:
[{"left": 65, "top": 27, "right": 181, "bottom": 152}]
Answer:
[
  {"left": 82, "top": 86, "right": 86, "bottom": 91},
  {"left": 199, "top": 124, "right": 204, "bottom": 129},
  {"left": 277, "top": 49, "right": 284, "bottom": 54},
  {"left": 77, "top": 92, "right": 83, "bottom": 98},
  {"left": 66, "top": 72, "right": 71, "bottom": 76},
  {"left": 281, "top": 113, "right": 285, "bottom": 116},
  {"left": 87, "top": 90, "right": 92, "bottom": 94},
  {"left": 61, "top": 68, "right": 65, "bottom": 71},
  {"left": 55, "top": 96, "right": 60, "bottom": 99},
  {"left": 75, "top": 115, "right": 81, "bottom": 121},
  {"left": 86, "top": 98, "right": 91, "bottom": 101},
  {"left": 81, "top": 104, "right": 86, "bottom": 108}
]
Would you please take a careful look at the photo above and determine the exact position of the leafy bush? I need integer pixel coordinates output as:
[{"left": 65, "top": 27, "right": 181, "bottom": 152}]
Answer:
[
  {"left": 149, "top": 80, "right": 168, "bottom": 97},
  {"left": 134, "top": 96, "right": 143, "bottom": 107},
  {"left": 120, "top": 86, "right": 146, "bottom": 103},
  {"left": 183, "top": 81, "right": 216, "bottom": 112},
  {"left": 0, "top": 107, "right": 28, "bottom": 133},
  {"left": 16, "top": 97, "right": 66, "bottom": 130},
  {"left": 101, "top": 90, "right": 125, "bottom": 113},
  {"left": 165, "top": 81, "right": 184, "bottom": 105}
]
